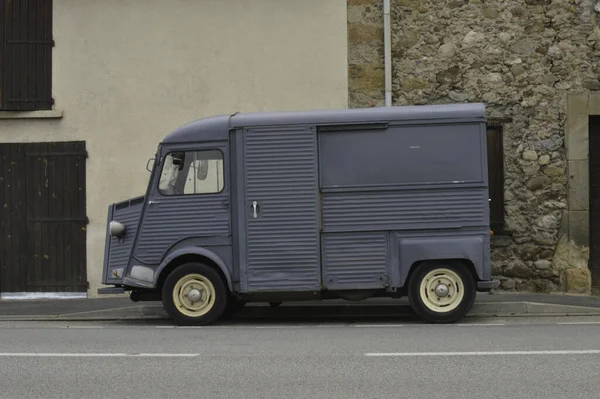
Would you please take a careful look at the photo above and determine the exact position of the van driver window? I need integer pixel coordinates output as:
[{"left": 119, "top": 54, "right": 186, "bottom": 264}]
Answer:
[{"left": 158, "top": 150, "right": 224, "bottom": 195}]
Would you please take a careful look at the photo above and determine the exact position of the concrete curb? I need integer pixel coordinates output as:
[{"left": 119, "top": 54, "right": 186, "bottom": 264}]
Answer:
[{"left": 1, "top": 301, "right": 600, "bottom": 322}]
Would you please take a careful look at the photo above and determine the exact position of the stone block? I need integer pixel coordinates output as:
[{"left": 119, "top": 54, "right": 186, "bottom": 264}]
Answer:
[
  {"left": 568, "top": 160, "right": 589, "bottom": 211},
  {"left": 504, "top": 261, "right": 535, "bottom": 278},
  {"left": 348, "top": 43, "right": 382, "bottom": 65},
  {"left": 522, "top": 150, "right": 538, "bottom": 161},
  {"left": 583, "top": 81, "right": 600, "bottom": 91},
  {"left": 534, "top": 260, "right": 552, "bottom": 270},
  {"left": 347, "top": 4, "right": 382, "bottom": 24},
  {"left": 567, "top": 93, "right": 589, "bottom": 116},
  {"left": 564, "top": 268, "right": 591, "bottom": 294},
  {"left": 588, "top": 92, "right": 600, "bottom": 114},
  {"left": 397, "top": 0, "right": 421, "bottom": 9},
  {"left": 568, "top": 210, "right": 589, "bottom": 247},
  {"left": 566, "top": 114, "right": 588, "bottom": 161},
  {"left": 558, "top": 210, "right": 569, "bottom": 238},
  {"left": 526, "top": 176, "right": 552, "bottom": 191},
  {"left": 501, "top": 278, "right": 516, "bottom": 290},
  {"left": 534, "top": 278, "right": 556, "bottom": 293},
  {"left": 348, "top": 23, "right": 383, "bottom": 43},
  {"left": 543, "top": 164, "right": 565, "bottom": 177},
  {"left": 347, "top": 0, "right": 379, "bottom": 5},
  {"left": 401, "top": 78, "right": 430, "bottom": 91},
  {"left": 348, "top": 64, "right": 384, "bottom": 90},
  {"left": 553, "top": 235, "right": 589, "bottom": 271}
]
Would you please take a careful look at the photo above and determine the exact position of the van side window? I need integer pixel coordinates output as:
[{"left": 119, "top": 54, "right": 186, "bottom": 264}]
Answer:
[{"left": 158, "top": 150, "right": 224, "bottom": 196}]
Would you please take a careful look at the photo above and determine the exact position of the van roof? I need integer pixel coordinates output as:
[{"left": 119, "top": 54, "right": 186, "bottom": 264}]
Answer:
[{"left": 162, "top": 102, "right": 486, "bottom": 144}]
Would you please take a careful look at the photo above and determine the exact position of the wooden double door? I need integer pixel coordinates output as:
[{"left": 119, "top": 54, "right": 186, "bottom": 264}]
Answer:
[{"left": 0, "top": 142, "right": 87, "bottom": 293}]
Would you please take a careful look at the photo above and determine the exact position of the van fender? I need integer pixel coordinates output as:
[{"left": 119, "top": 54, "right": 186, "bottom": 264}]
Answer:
[
  {"left": 396, "top": 235, "right": 488, "bottom": 287},
  {"left": 155, "top": 247, "right": 233, "bottom": 291}
]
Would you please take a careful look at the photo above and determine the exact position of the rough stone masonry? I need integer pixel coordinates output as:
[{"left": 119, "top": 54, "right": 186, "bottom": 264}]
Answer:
[{"left": 347, "top": 0, "right": 600, "bottom": 294}]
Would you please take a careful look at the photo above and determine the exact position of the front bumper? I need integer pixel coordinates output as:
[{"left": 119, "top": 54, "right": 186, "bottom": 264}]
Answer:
[{"left": 476, "top": 279, "right": 500, "bottom": 292}]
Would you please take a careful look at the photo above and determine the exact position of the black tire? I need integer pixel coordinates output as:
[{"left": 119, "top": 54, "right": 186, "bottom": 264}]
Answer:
[
  {"left": 221, "top": 298, "right": 247, "bottom": 320},
  {"left": 407, "top": 261, "right": 476, "bottom": 323},
  {"left": 161, "top": 262, "right": 228, "bottom": 326}
]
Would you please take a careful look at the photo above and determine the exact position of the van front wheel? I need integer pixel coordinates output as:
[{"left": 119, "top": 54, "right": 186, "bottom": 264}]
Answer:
[
  {"left": 162, "top": 262, "right": 228, "bottom": 326},
  {"left": 408, "top": 262, "right": 476, "bottom": 323}
]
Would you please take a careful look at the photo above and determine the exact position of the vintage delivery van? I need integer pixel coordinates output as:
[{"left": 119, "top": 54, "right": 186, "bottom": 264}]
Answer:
[{"left": 99, "top": 103, "right": 499, "bottom": 325}]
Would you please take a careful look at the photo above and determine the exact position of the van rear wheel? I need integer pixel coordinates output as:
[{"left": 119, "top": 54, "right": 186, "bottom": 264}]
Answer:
[
  {"left": 162, "top": 262, "right": 228, "bottom": 326},
  {"left": 407, "top": 262, "right": 476, "bottom": 323}
]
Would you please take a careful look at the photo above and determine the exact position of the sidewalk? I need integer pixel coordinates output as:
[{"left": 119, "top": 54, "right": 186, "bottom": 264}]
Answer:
[{"left": 1, "top": 291, "right": 600, "bottom": 321}]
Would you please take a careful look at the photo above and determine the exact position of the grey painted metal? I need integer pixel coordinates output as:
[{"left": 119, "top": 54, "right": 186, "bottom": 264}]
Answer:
[
  {"left": 161, "top": 103, "right": 486, "bottom": 144},
  {"left": 392, "top": 232, "right": 490, "bottom": 286},
  {"left": 321, "top": 188, "right": 488, "bottom": 232},
  {"left": 99, "top": 102, "right": 497, "bottom": 301},
  {"left": 134, "top": 196, "right": 230, "bottom": 264},
  {"left": 154, "top": 246, "right": 233, "bottom": 291},
  {"left": 242, "top": 126, "right": 321, "bottom": 292},
  {"left": 101, "top": 198, "right": 144, "bottom": 285},
  {"left": 133, "top": 142, "right": 231, "bottom": 265},
  {"left": 318, "top": 123, "right": 485, "bottom": 187},
  {"left": 322, "top": 232, "right": 389, "bottom": 290},
  {"left": 232, "top": 128, "right": 247, "bottom": 292},
  {"left": 101, "top": 204, "right": 114, "bottom": 285}
]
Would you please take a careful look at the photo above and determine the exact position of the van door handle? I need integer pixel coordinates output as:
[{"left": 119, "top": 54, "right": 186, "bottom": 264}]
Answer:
[
  {"left": 148, "top": 200, "right": 160, "bottom": 205},
  {"left": 252, "top": 201, "right": 258, "bottom": 218}
]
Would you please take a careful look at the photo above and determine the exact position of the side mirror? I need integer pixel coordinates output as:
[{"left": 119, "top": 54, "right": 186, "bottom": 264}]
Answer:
[{"left": 146, "top": 158, "right": 154, "bottom": 172}]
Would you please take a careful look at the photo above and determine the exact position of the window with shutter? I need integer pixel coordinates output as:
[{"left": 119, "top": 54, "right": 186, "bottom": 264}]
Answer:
[{"left": 0, "top": 0, "right": 53, "bottom": 111}]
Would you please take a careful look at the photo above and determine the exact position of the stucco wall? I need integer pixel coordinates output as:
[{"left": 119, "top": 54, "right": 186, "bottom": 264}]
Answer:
[{"left": 0, "top": 0, "right": 348, "bottom": 296}]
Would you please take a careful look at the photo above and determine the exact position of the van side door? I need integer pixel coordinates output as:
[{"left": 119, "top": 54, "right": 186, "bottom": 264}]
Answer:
[{"left": 236, "top": 126, "right": 321, "bottom": 292}]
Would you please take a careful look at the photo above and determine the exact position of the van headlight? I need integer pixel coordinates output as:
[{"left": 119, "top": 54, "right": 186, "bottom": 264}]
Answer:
[{"left": 109, "top": 221, "right": 126, "bottom": 237}]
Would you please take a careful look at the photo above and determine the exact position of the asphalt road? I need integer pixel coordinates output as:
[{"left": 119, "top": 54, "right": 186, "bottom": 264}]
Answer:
[{"left": 1, "top": 318, "right": 599, "bottom": 399}]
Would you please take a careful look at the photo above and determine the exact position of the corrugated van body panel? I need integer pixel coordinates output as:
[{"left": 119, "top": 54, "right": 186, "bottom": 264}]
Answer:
[
  {"left": 243, "top": 126, "right": 321, "bottom": 291},
  {"left": 322, "top": 232, "right": 388, "bottom": 289},
  {"left": 134, "top": 195, "right": 230, "bottom": 264},
  {"left": 321, "top": 187, "right": 488, "bottom": 232},
  {"left": 103, "top": 198, "right": 144, "bottom": 284}
]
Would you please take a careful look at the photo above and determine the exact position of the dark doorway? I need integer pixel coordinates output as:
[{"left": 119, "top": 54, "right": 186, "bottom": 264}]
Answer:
[
  {"left": 589, "top": 116, "right": 600, "bottom": 289},
  {"left": 0, "top": 141, "right": 87, "bottom": 293}
]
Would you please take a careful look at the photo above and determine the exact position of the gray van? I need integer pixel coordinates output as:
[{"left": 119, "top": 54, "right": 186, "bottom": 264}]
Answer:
[{"left": 99, "top": 103, "right": 499, "bottom": 325}]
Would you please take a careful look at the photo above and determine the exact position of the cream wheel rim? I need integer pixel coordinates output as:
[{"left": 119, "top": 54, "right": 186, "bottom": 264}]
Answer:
[
  {"left": 172, "top": 273, "right": 216, "bottom": 317},
  {"left": 418, "top": 268, "right": 464, "bottom": 313}
]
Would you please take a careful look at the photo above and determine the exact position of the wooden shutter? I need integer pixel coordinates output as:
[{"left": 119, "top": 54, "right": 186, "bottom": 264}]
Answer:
[
  {"left": 0, "top": 0, "right": 53, "bottom": 111},
  {"left": 487, "top": 126, "right": 505, "bottom": 231}
]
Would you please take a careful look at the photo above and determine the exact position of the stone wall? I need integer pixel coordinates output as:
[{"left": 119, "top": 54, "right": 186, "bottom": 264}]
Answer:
[
  {"left": 347, "top": 0, "right": 385, "bottom": 107},
  {"left": 347, "top": 0, "right": 600, "bottom": 293}
]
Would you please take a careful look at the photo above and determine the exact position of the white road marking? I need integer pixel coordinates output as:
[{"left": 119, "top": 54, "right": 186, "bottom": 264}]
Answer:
[
  {"left": 365, "top": 349, "right": 600, "bottom": 357},
  {"left": 255, "top": 325, "right": 306, "bottom": 329},
  {"left": 557, "top": 321, "right": 600, "bottom": 325},
  {"left": 456, "top": 323, "right": 505, "bottom": 326},
  {"left": 0, "top": 353, "right": 199, "bottom": 358},
  {"left": 59, "top": 326, "right": 106, "bottom": 329},
  {"left": 354, "top": 324, "right": 404, "bottom": 328}
]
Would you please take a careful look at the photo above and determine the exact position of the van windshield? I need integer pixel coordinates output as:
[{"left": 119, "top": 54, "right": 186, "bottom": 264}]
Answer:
[{"left": 158, "top": 150, "right": 224, "bottom": 195}]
